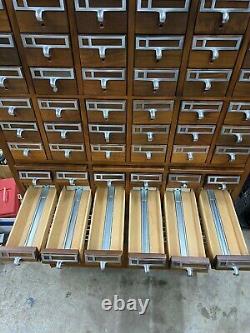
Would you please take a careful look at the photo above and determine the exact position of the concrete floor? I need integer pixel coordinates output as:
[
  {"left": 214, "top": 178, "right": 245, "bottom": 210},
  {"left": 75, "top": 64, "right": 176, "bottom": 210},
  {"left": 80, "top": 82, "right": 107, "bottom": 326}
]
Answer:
[{"left": 0, "top": 231, "right": 250, "bottom": 333}]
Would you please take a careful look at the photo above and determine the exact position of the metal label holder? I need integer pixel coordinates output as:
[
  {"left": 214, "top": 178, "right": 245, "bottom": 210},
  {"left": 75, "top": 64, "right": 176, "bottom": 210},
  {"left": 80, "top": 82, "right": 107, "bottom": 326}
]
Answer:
[
  {"left": 82, "top": 69, "right": 126, "bottom": 90},
  {"left": 228, "top": 102, "right": 250, "bottom": 121},
  {"left": 186, "top": 69, "right": 232, "bottom": 91},
  {"left": 134, "top": 69, "right": 179, "bottom": 91},
  {"left": 132, "top": 144, "right": 167, "bottom": 160}
]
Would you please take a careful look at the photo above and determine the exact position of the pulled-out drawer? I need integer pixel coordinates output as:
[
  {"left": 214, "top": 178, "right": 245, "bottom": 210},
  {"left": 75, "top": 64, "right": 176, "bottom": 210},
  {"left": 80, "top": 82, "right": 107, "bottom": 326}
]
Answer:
[
  {"left": 0, "top": 98, "right": 35, "bottom": 121},
  {"left": 234, "top": 70, "right": 250, "bottom": 96},
  {"left": 171, "top": 145, "right": 209, "bottom": 164},
  {"left": 217, "top": 125, "right": 250, "bottom": 145},
  {"left": 0, "top": 122, "right": 41, "bottom": 142},
  {"left": 199, "top": 189, "right": 250, "bottom": 274},
  {"left": 8, "top": 142, "right": 47, "bottom": 162},
  {"left": 86, "top": 100, "right": 126, "bottom": 123},
  {"left": 224, "top": 102, "right": 250, "bottom": 125},
  {"left": 0, "top": 33, "right": 20, "bottom": 65},
  {"left": 91, "top": 144, "right": 125, "bottom": 162},
  {"left": 179, "top": 101, "right": 222, "bottom": 124},
  {"left": 167, "top": 173, "right": 202, "bottom": 191},
  {"left": 128, "top": 187, "right": 166, "bottom": 272},
  {"left": 0, "top": 66, "right": 27, "bottom": 94},
  {"left": 175, "top": 125, "right": 215, "bottom": 145},
  {"left": 0, "top": 1, "right": 11, "bottom": 31},
  {"left": 38, "top": 99, "right": 81, "bottom": 122},
  {"left": 41, "top": 186, "right": 92, "bottom": 267},
  {"left": 85, "top": 186, "right": 125, "bottom": 269},
  {"left": 211, "top": 146, "right": 250, "bottom": 166},
  {"left": 55, "top": 171, "right": 89, "bottom": 186},
  {"left": 132, "top": 125, "right": 169, "bottom": 144},
  {"left": 164, "top": 189, "right": 209, "bottom": 275},
  {"left": 131, "top": 144, "right": 167, "bottom": 163},
  {"left": 133, "top": 100, "right": 174, "bottom": 124},
  {"left": 0, "top": 186, "right": 57, "bottom": 263}
]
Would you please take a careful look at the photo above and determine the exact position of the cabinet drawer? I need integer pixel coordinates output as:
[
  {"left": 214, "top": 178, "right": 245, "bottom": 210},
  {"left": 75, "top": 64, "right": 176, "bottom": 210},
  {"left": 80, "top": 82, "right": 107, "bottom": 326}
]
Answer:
[
  {"left": 0, "top": 98, "right": 35, "bottom": 121},
  {"left": 55, "top": 171, "right": 89, "bottom": 186},
  {"left": 189, "top": 35, "right": 242, "bottom": 68},
  {"left": 74, "top": 0, "right": 127, "bottom": 33},
  {"left": 49, "top": 143, "right": 86, "bottom": 162},
  {"left": 203, "top": 175, "right": 240, "bottom": 191},
  {"left": 136, "top": 0, "right": 190, "bottom": 34},
  {"left": 171, "top": 145, "right": 209, "bottom": 164},
  {"left": 0, "top": 122, "right": 41, "bottom": 142},
  {"left": 211, "top": 146, "right": 250, "bottom": 166},
  {"left": 179, "top": 101, "right": 222, "bottom": 124},
  {"left": 224, "top": 102, "right": 250, "bottom": 125},
  {"left": 130, "top": 173, "right": 163, "bottom": 188},
  {"left": 12, "top": 0, "right": 69, "bottom": 33},
  {"left": 0, "top": 1, "right": 11, "bottom": 31},
  {"left": 217, "top": 126, "right": 250, "bottom": 145},
  {"left": 82, "top": 68, "right": 126, "bottom": 96},
  {"left": 132, "top": 124, "right": 169, "bottom": 144},
  {"left": 89, "top": 124, "right": 125, "bottom": 144},
  {"left": 21, "top": 34, "right": 73, "bottom": 66},
  {"left": 30, "top": 67, "right": 77, "bottom": 94},
  {"left": 0, "top": 66, "right": 27, "bottom": 94},
  {"left": 134, "top": 69, "right": 178, "bottom": 96},
  {"left": 18, "top": 170, "right": 52, "bottom": 186},
  {"left": 183, "top": 69, "right": 232, "bottom": 96},
  {"left": 0, "top": 34, "right": 20, "bottom": 65},
  {"left": 86, "top": 99, "right": 126, "bottom": 123},
  {"left": 131, "top": 144, "right": 167, "bottom": 163},
  {"left": 79, "top": 35, "right": 126, "bottom": 67},
  {"left": 135, "top": 36, "right": 184, "bottom": 68},
  {"left": 44, "top": 122, "right": 83, "bottom": 143},
  {"left": 133, "top": 100, "right": 173, "bottom": 124},
  {"left": 175, "top": 125, "right": 215, "bottom": 145},
  {"left": 233, "top": 70, "right": 250, "bottom": 97},
  {"left": 8, "top": 142, "right": 46, "bottom": 162},
  {"left": 167, "top": 173, "right": 202, "bottom": 190},
  {"left": 38, "top": 99, "right": 81, "bottom": 121},
  {"left": 91, "top": 144, "right": 125, "bottom": 162},
  {"left": 195, "top": 0, "right": 250, "bottom": 34}
]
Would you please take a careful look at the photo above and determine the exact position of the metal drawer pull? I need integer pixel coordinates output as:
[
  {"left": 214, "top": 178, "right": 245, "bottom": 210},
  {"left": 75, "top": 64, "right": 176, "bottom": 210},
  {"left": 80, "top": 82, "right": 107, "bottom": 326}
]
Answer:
[
  {"left": 0, "top": 1, "right": 3, "bottom": 10},
  {"left": 181, "top": 101, "right": 223, "bottom": 120},
  {"left": 239, "top": 69, "right": 250, "bottom": 82},
  {"left": 187, "top": 152, "right": 193, "bottom": 161},
  {"left": 137, "top": 0, "right": 190, "bottom": 25},
  {"left": 135, "top": 69, "right": 179, "bottom": 90},
  {"left": 221, "top": 126, "right": 250, "bottom": 143},
  {"left": 186, "top": 69, "right": 232, "bottom": 91},
  {"left": 13, "top": 0, "right": 65, "bottom": 22},
  {"left": 228, "top": 102, "right": 250, "bottom": 121},
  {"left": 83, "top": 69, "right": 125, "bottom": 90},
  {"left": 149, "top": 108, "right": 156, "bottom": 119},
  {"left": 19, "top": 171, "right": 51, "bottom": 186}
]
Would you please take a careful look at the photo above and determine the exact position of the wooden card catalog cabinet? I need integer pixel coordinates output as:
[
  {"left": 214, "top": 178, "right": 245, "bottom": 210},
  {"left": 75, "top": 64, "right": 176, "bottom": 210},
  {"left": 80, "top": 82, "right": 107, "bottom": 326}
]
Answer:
[
  {"left": 41, "top": 186, "right": 92, "bottom": 267},
  {"left": 199, "top": 190, "right": 250, "bottom": 274},
  {"left": 164, "top": 189, "right": 209, "bottom": 275},
  {"left": 85, "top": 183, "right": 125, "bottom": 269},
  {"left": 128, "top": 187, "right": 166, "bottom": 272},
  {"left": 0, "top": 186, "right": 57, "bottom": 263}
]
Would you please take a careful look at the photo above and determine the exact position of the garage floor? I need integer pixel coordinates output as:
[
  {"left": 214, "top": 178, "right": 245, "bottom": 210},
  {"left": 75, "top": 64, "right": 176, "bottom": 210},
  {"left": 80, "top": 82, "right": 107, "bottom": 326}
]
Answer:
[{"left": 0, "top": 230, "right": 250, "bottom": 333}]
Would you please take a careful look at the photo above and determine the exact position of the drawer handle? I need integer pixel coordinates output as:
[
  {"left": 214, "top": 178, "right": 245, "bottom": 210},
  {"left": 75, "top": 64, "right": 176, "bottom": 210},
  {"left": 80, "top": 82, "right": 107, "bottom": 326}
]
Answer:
[
  {"left": 228, "top": 153, "right": 236, "bottom": 162},
  {"left": 99, "top": 46, "right": 106, "bottom": 60},
  {"left": 101, "top": 78, "right": 108, "bottom": 90},
  {"left": 49, "top": 78, "right": 58, "bottom": 93},
  {"left": 245, "top": 111, "right": 250, "bottom": 121},
  {"left": 235, "top": 133, "right": 243, "bottom": 143},
  {"left": 23, "top": 148, "right": 30, "bottom": 157},
  {"left": 147, "top": 132, "right": 153, "bottom": 142},
  {"left": 64, "top": 149, "right": 71, "bottom": 158},
  {"left": 149, "top": 108, "right": 156, "bottom": 120},
  {"left": 155, "top": 48, "right": 163, "bottom": 61},
  {"left": 102, "top": 110, "right": 109, "bottom": 120},
  {"left": 105, "top": 151, "right": 111, "bottom": 159},
  {"left": 35, "top": 8, "right": 44, "bottom": 22},
  {"left": 32, "top": 178, "right": 38, "bottom": 186},
  {"left": 211, "top": 49, "right": 219, "bottom": 62},
  {"left": 55, "top": 108, "right": 62, "bottom": 118},
  {"left": 42, "top": 45, "right": 51, "bottom": 58},
  {"left": 16, "top": 128, "right": 24, "bottom": 138},
  {"left": 197, "top": 110, "right": 205, "bottom": 120},
  {"left": 146, "top": 151, "right": 152, "bottom": 160},
  {"left": 187, "top": 152, "right": 193, "bottom": 161},
  {"left": 0, "top": 77, "right": 6, "bottom": 89},
  {"left": 104, "top": 132, "right": 110, "bottom": 143},
  {"left": 159, "top": 10, "right": 167, "bottom": 24},
  {"left": 222, "top": 11, "right": 230, "bottom": 25},
  {"left": 69, "top": 178, "right": 75, "bottom": 186},
  {"left": 61, "top": 130, "right": 67, "bottom": 139},
  {"left": 7, "top": 106, "right": 16, "bottom": 116},
  {"left": 152, "top": 79, "right": 160, "bottom": 91},
  {"left": 192, "top": 133, "right": 199, "bottom": 142},
  {"left": 97, "top": 9, "right": 104, "bottom": 23},
  {"left": 204, "top": 79, "right": 211, "bottom": 91}
]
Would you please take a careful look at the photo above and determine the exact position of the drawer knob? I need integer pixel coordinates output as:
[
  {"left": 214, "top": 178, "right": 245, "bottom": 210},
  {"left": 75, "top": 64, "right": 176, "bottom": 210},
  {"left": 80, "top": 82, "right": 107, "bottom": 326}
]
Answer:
[
  {"left": 16, "top": 128, "right": 24, "bottom": 138},
  {"left": 155, "top": 48, "right": 163, "bottom": 61},
  {"left": 100, "top": 261, "right": 106, "bottom": 270},
  {"left": 152, "top": 79, "right": 160, "bottom": 91},
  {"left": 197, "top": 110, "right": 205, "bottom": 120},
  {"left": 69, "top": 178, "right": 76, "bottom": 186},
  {"left": 35, "top": 8, "right": 44, "bottom": 22},
  {"left": 148, "top": 108, "right": 156, "bottom": 120},
  {"left": 105, "top": 151, "right": 111, "bottom": 159},
  {"left": 147, "top": 132, "right": 153, "bottom": 142},
  {"left": 159, "top": 10, "right": 167, "bottom": 24},
  {"left": 144, "top": 264, "right": 150, "bottom": 273},
  {"left": 101, "top": 78, "right": 108, "bottom": 90},
  {"left": 204, "top": 79, "right": 211, "bottom": 91},
  {"left": 7, "top": 106, "right": 16, "bottom": 117},
  {"left": 211, "top": 49, "right": 219, "bottom": 62},
  {"left": 55, "top": 108, "right": 62, "bottom": 118},
  {"left": 60, "top": 130, "right": 68, "bottom": 139},
  {"left": 102, "top": 110, "right": 109, "bottom": 120},
  {"left": 244, "top": 111, "right": 250, "bottom": 121},
  {"left": 146, "top": 151, "right": 152, "bottom": 160},
  {"left": 49, "top": 78, "right": 58, "bottom": 93},
  {"left": 192, "top": 133, "right": 199, "bottom": 142},
  {"left": 23, "top": 148, "right": 30, "bottom": 157},
  {"left": 32, "top": 178, "right": 37, "bottom": 186},
  {"left": 228, "top": 153, "right": 236, "bottom": 162},
  {"left": 187, "top": 152, "right": 193, "bottom": 161},
  {"left": 104, "top": 131, "right": 110, "bottom": 143},
  {"left": 0, "top": 77, "right": 7, "bottom": 89},
  {"left": 219, "top": 183, "right": 227, "bottom": 191},
  {"left": 64, "top": 149, "right": 71, "bottom": 158},
  {"left": 235, "top": 133, "right": 243, "bottom": 143},
  {"left": 42, "top": 45, "right": 51, "bottom": 58},
  {"left": 222, "top": 11, "right": 230, "bottom": 25}
]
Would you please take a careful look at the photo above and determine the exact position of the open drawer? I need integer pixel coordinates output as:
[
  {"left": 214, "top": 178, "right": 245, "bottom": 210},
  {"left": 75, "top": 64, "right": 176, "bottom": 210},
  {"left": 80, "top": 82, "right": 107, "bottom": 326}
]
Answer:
[
  {"left": 128, "top": 187, "right": 166, "bottom": 272},
  {"left": 85, "top": 186, "right": 125, "bottom": 270},
  {"left": 41, "top": 186, "right": 92, "bottom": 268},
  {"left": 0, "top": 186, "right": 57, "bottom": 264},
  {"left": 199, "top": 189, "right": 250, "bottom": 275},
  {"left": 164, "top": 189, "right": 210, "bottom": 276}
]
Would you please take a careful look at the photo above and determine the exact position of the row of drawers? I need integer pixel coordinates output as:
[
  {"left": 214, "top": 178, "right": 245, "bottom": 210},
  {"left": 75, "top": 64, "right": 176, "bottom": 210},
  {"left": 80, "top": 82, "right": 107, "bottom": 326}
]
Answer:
[
  {"left": 1, "top": 66, "right": 250, "bottom": 96},
  {"left": 2, "top": 32, "right": 250, "bottom": 69},
  {"left": 1, "top": 98, "right": 250, "bottom": 125},
  {"left": 1, "top": 0, "right": 250, "bottom": 35}
]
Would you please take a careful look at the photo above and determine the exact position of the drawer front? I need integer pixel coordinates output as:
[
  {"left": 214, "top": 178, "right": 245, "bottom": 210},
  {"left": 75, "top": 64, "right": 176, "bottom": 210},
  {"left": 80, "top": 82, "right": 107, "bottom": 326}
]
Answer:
[
  {"left": 135, "top": 36, "right": 184, "bottom": 68},
  {"left": 179, "top": 100, "right": 222, "bottom": 124},
  {"left": 8, "top": 142, "right": 47, "bottom": 162},
  {"left": 136, "top": 0, "right": 190, "bottom": 34},
  {"left": 167, "top": 173, "right": 202, "bottom": 190},
  {"left": 171, "top": 145, "right": 209, "bottom": 164},
  {"left": 82, "top": 68, "right": 126, "bottom": 95},
  {"left": 38, "top": 99, "right": 81, "bottom": 121},
  {"left": 21, "top": 34, "right": 73, "bottom": 66},
  {"left": 211, "top": 146, "right": 250, "bottom": 166},
  {"left": 49, "top": 143, "right": 86, "bottom": 162},
  {"left": 74, "top": 0, "right": 127, "bottom": 33},
  {"left": 184, "top": 69, "right": 232, "bottom": 96},
  {"left": 131, "top": 144, "right": 167, "bottom": 162},
  {"left": 0, "top": 1, "right": 11, "bottom": 31},
  {"left": 0, "top": 34, "right": 20, "bottom": 65},
  {"left": 132, "top": 124, "right": 169, "bottom": 144},
  {"left": 88, "top": 124, "right": 125, "bottom": 144},
  {"left": 55, "top": 171, "right": 89, "bottom": 186},
  {"left": 217, "top": 126, "right": 250, "bottom": 145},
  {"left": 189, "top": 35, "right": 242, "bottom": 68},
  {"left": 130, "top": 172, "right": 163, "bottom": 188},
  {"left": 204, "top": 175, "right": 241, "bottom": 191},
  {"left": 44, "top": 122, "right": 83, "bottom": 143},
  {"left": 0, "top": 66, "right": 28, "bottom": 94},
  {"left": 233, "top": 70, "right": 250, "bottom": 96},
  {"left": 18, "top": 170, "right": 52, "bottom": 186},
  {"left": 175, "top": 125, "right": 215, "bottom": 145},
  {"left": 134, "top": 69, "right": 178, "bottom": 96},
  {"left": 224, "top": 101, "right": 250, "bottom": 125},
  {"left": 79, "top": 35, "right": 126, "bottom": 67},
  {"left": 0, "top": 98, "right": 35, "bottom": 121},
  {"left": 30, "top": 67, "right": 77, "bottom": 94},
  {"left": 13, "top": 0, "right": 69, "bottom": 32},
  {"left": 93, "top": 173, "right": 125, "bottom": 186},
  {"left": 0, "top": 122, "right": 41, "bottom": 142},
  {"left": 86, "top": 99, "right": 126, "bottom": 123},
  {"left": 133, "top": 100, "right": 174, "bottom": 124},
  {"left": 91, "top": 144, "right": 125, "bottom": 162},
  {"left": 195, "top": 0, "right": 250, "bottom": 34}
]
